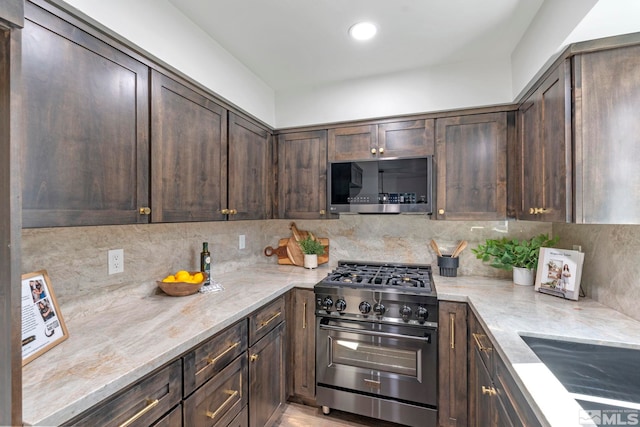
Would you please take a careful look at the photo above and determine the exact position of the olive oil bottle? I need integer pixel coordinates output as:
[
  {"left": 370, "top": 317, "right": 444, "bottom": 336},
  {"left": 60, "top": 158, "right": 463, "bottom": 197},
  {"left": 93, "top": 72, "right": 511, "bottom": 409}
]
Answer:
[{"left": 200, "top": 242, "right": 211, "bottom": 285}]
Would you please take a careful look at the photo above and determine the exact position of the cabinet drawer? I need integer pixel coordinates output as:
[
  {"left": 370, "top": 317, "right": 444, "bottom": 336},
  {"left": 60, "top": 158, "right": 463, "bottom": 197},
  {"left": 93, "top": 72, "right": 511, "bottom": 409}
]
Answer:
[
  {"left": 184, "top": 355, "right": 248, "bottom": 427},
  {"left": 151, "top": 403, "right": 182, "bottom": 427},
  {"left": 249, "top": 296, "right": 285, "bottom": 346},
  {"left": 228, "top": 405, "right": 248, "bottom": 427},
  {"left": 184, "top": 320, "right": 247, "bottom": 396},
  {"left": 65, "top": 359, "right": 182, "bottom": 427},
  {"left": 469, "top": 312, "right": 494, "bottom": 375},
  {"left": 494, "top": 354, "right": 542, "bottom": 427}
]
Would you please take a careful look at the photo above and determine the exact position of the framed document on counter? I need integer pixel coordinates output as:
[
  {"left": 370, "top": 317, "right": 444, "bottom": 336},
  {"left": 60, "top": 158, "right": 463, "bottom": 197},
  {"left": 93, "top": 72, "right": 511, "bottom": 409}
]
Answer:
[
  {"left": 535, "top": 248, "right": 584, "bottom": 301},
  {"left": 21, "top": 270, "right": 69, "bottom": 365}
]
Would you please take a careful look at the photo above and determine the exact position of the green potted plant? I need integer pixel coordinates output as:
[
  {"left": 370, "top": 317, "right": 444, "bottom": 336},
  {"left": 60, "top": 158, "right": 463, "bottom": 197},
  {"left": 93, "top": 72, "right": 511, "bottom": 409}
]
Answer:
[
  {"left": 298, "top": 236, "right": 325, "bottom": 269},
  {"left": 472, "top": 234, "right": 559, "bottom": 285}
]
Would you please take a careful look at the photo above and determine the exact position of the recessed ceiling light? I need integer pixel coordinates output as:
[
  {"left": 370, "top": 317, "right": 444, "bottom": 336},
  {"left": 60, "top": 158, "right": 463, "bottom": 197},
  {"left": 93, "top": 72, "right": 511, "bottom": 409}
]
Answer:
[{"left": 349, "top": 22, "right": 377, "bottom": 41}]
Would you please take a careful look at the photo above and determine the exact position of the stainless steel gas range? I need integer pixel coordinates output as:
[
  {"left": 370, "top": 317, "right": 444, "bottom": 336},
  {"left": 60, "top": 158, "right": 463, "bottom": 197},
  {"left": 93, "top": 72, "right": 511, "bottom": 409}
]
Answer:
[{"left": 314, "top": 260, "right": 438, "bottom": 427}]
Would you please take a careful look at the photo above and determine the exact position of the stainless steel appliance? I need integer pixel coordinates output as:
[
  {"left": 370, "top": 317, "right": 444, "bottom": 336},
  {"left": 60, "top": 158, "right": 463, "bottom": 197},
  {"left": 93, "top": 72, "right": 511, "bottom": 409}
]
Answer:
[
  {"left": 328, "top": 156, "right": 433, "bottom": 214},
  {"left": 314, "top": 261, "right": 438, "bottom": 427}
]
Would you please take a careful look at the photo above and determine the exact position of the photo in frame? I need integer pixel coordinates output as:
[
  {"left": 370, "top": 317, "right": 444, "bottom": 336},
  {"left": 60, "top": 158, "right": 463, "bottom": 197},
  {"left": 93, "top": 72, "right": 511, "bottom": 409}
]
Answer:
[
  {"left": 21, "top": 270, "right": 69, "bottom": 366},
  {"left": 535, "top": 248, "right": 584, "bottom": 301}
]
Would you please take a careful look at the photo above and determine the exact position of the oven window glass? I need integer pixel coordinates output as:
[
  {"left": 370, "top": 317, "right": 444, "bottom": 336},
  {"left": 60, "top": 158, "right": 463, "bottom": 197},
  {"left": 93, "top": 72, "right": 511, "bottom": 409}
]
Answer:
[{"left": 331, "top": 338, "right": 418, "bottom": 377}]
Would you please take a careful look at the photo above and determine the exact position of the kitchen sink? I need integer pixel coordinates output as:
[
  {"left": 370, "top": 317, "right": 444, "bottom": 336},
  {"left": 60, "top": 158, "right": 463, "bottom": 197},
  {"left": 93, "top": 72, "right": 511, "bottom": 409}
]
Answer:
[{"left": 521, "top": 335, "right": 640, "bottom": 412}]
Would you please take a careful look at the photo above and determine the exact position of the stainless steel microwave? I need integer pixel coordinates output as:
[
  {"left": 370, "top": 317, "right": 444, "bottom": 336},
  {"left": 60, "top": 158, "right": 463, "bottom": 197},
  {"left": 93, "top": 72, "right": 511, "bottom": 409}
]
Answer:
[{"left": 328, "top": 156, "right": 433, "bottom": 214}]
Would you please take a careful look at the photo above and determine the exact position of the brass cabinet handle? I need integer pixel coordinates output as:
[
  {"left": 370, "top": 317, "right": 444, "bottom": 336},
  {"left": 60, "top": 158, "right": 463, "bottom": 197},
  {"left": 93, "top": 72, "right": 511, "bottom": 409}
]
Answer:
[
  {"left": 250, "top": 354, "right": 259, "bottom": 362},
  {"left": 221, "top": 209, "right": 230, "bottom": 214},
  {"left": 450, "top": 314, "right": 455, "bottom": 349},
  {"left": 529, "top": 207, "right": 551, "bottom": 215},
  {"left": 371, "top": 148, "right": 377, "bottom": 154},
  {"left": 138, "top": 207, "right": 151, "bottom": 215},
  {"left": 230, "top": 209, "right": 237, "bottom": 215},
  {"left": 319, "top": 209, "right": 326, "bottom": 215},
  {"left": 117, "top": 399, "right": 159, "bottom": 427},
  {"left": 259, "top": 311, "right": 281, "bottom": 328},
  {"left": 472, "top": 333, "right": 493, "bottom": 352},
  {"left": 438, "top": 208, "right": 445, "bottom": 215},
  {"left": 482, "top": 385, "right": 497, "bottom": 396},
  {"left": 205, "top": 389, "right": 239, "bottom": 420},
  {"left": 303, "top": 302, "right": 307, "bottom": 329},
  {"left": 378, "top": 147, "right": 384, "bottom": 154},
  {"left": 195, "top": 342, "right": 240, "bottom": 376}
]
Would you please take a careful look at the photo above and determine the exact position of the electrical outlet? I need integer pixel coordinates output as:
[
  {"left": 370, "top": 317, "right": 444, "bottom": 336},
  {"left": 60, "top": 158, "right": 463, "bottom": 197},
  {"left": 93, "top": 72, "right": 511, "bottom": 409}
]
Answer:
[
  {"left": 239, "top": 234, "right": 246, "bottom": 250},
  {"left": 108, "top": 249, "right": 124, "bottom": 275}
]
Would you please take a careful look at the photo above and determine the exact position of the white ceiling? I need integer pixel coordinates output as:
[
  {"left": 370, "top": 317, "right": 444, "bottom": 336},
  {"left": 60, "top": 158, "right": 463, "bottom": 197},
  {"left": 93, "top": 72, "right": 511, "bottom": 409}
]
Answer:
[{"left": 168, "top": 0, "right": 545, "bottom": 91}]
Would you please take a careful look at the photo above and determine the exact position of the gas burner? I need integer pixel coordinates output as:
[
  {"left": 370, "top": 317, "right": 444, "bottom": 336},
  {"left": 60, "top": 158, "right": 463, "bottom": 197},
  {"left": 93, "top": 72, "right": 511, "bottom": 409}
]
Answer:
[{"left": 321, "top": 260, "right": 435, "bottom": 295}]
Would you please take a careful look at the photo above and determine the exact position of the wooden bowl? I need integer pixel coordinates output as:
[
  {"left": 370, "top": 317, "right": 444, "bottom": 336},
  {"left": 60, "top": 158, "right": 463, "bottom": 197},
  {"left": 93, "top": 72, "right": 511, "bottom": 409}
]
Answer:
[{"left": 157, "top": 271, "right": 206, "bottom": 297}]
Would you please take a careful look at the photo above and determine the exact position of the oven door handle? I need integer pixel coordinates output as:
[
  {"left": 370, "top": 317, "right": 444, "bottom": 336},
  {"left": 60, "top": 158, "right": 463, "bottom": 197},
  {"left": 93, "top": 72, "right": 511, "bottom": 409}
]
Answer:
[{"left": 319, "top": 323, "right": 431, "bottom": 343}]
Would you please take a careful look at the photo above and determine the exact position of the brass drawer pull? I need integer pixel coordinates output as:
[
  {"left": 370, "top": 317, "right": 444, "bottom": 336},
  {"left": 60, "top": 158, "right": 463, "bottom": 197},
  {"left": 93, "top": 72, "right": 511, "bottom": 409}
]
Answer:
[
  {"left": 450, "top": 314, "right": 455, "bottom": 349},
  {"left": 195, "top": 342, "right": 240, "bottom": 376},
  {"left": 259, "top": 311, "right": 281, "bottom": 328},
  {"left": 206, "top": 389, "right": 239, "bottom": 420},
  {"left": 303, "top": 302, "right": 307, "bottom": 329},
  {"left": 250, "top": 354, "right": 259, "bottom": 362},
  {"left": 482, "top": 385, "right": 497, "bottom": 396},
  {"left": 138, "top": 207, "right": 151, "bottom": 215},
  {"left": 118, "top": 399, "right": 159, "bottom": 427},
  {"left": 472, "top": 333, "right": 493, "bottom": 352}
]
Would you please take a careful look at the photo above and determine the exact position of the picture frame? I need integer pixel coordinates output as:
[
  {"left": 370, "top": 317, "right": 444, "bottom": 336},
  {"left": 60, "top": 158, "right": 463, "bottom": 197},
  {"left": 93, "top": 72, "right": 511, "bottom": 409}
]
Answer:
[
  {"left": 21, "top": 270, "right": 69, "bottom": 366},
  {"left": 535, "top": 248, "right": 584, "bottom": 301}
]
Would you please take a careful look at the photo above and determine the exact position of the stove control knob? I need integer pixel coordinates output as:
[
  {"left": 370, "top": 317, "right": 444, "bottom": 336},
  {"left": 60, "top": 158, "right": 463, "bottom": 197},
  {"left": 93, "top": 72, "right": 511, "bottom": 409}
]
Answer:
[
  {"left": 400, "top": 306, "right": 413, "bottom": 322},
  {"left": 416, "top": 306, "right": 429, "bottom": 323},
  {"left": 359, "top": 301, "right": 371, "bottom": 315},
  {"left": 322, "top": 297, "right": 334, "bottom": 311},
  {"left": 373, "top": 303, "right": 386, "bottom": 316},
  {"left": 335, "top": 299, "right": 347, "bottom": 312}
]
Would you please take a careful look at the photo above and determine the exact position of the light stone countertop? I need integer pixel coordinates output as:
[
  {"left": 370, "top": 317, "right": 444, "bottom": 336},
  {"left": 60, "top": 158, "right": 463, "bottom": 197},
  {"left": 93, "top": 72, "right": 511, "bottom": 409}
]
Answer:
[{"left": 22, "top": 265, "right": 640, "bottom": 427}]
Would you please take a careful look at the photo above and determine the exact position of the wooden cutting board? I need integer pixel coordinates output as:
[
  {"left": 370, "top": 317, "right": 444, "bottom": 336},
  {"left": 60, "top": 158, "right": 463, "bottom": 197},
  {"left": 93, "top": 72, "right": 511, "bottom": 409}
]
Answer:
[{"left": 263, "top": 238, "right": 293, "bottom": 265}]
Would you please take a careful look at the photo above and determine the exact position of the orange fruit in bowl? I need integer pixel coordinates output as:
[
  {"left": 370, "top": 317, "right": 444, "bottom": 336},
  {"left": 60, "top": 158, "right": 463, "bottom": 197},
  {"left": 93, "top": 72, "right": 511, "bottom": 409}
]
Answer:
[
  {"left": 192, "top": 272, "right": 204, "bottom": 283},
  {"left": 162, "top": 275, "right": 176, "bottom": 283}
]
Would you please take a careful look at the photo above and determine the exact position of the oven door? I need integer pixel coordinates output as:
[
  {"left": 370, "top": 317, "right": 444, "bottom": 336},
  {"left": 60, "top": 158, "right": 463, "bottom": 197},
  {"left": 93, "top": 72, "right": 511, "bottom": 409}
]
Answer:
[{"left": 316, "top": 317, "right": 437, "bottom": 406}]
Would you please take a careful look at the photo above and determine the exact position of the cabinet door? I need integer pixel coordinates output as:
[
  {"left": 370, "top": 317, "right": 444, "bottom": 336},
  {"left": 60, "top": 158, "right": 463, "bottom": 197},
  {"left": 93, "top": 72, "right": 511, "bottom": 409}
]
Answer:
[
  {"left": 151, "top": 70, "right": 227, "bottom": 222},
  {"left": 438, "top": 302, "right": 467, "bottom": 427},
  {"left": 519, "top": 62, "right": 572, "bottom": 222},
  {"left": 328, "top": 125, "right": 377, "bottom": 161},
  {"left": 435, "top": 113, "right": 507, "bottom": 220},
  {"left": 290, "top": 289, "right": 316, "bottom": 402},
  {"left": 574, "top": 44, "right": 640, "bottom": 224},
  {"left": 377, "top": 119, "right": 435, "bottom": 158},
  {"left": 277, "top": 131, "right": 328, "bottom": 219},
  {"left": 22, "top": 3, "right": 149, "bottom": 227},
  {"left": 469, "top": 346, "right": 494, "bottom": 427},
  {"left": 228, "top": 112, "right": 272, "bottom": 220},
  {"left": 249, "top": 321, "right": 285, "bottom": 427}
]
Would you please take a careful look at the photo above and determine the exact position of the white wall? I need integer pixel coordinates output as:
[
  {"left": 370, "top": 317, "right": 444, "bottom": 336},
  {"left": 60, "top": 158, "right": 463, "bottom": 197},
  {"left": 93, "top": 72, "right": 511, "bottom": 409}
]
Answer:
[
  {"left": 563, "top": 0, "right": 640, "bottom": 46},
  {"left": 275, "top": 56, "right": 514, "bottom": 128},
  {"left": 58, "top": 0, "right": 276, "bottom": 126}
]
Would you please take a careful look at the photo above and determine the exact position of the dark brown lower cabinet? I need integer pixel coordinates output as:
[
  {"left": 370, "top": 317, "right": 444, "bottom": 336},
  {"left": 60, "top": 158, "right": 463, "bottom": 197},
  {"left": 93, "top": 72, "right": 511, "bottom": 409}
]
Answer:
[
  {"left": 63, "top": 360, "right": 182, "bottom": 427},
  {"left": 184, "top": 355, "right": 248, "bottom": 427},
  {"left": 248, "top": 321, "right": 286, "bottom": 427},
  {"left": 438, "top": 301, "right": 468, "bottom": 427},
  {"left": 287, "top": 288, "right": 316, "bottom": 404},
  {"left": 152, "top": 404, "right": 183, "bottom": 427},
  {"left": 468, "top": 310, "right": 541, "bottom": 427}
]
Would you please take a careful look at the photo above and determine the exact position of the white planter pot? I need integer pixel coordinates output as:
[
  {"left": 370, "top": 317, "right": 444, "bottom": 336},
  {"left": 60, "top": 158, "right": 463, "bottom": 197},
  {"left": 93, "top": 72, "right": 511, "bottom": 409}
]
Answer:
[
  {"left": 304, "top": 254, "right": 318, "bottom": 269},
  {"left": 513, "top": 267, "right": 535, "bottom": 286}
]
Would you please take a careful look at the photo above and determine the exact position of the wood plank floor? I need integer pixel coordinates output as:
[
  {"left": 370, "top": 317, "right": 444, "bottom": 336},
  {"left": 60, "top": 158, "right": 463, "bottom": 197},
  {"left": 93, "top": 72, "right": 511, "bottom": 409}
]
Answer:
[{"left": 273, "top": 402, "right": 405, "bottom": 427}]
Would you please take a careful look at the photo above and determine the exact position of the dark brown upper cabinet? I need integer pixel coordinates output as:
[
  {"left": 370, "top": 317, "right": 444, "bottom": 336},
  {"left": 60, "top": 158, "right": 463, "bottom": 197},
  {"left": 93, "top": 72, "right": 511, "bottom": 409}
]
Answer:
[
  {"left": 328, "top": 119, "right": 434, "bottom": 162},
  {"left": 150, "top": 70, "right": 227, "bottom": 222},
  {"left": 573, "top": 43, "right": 640, "bottom": 224},
  {"left": 21, "top": 2, "right": 149, "bottom": 227},
  {"left": 435, "top": 113, "right": 507, "bottom": 220},
  {"left": 518, "top": 62, "right": 572, "bottom": 222},
  {"left": 228, "top": 112, "right": 273, "bottom": 221},
  {"left": 277, "top": 130, "right": 328, "bottom": 219}
]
